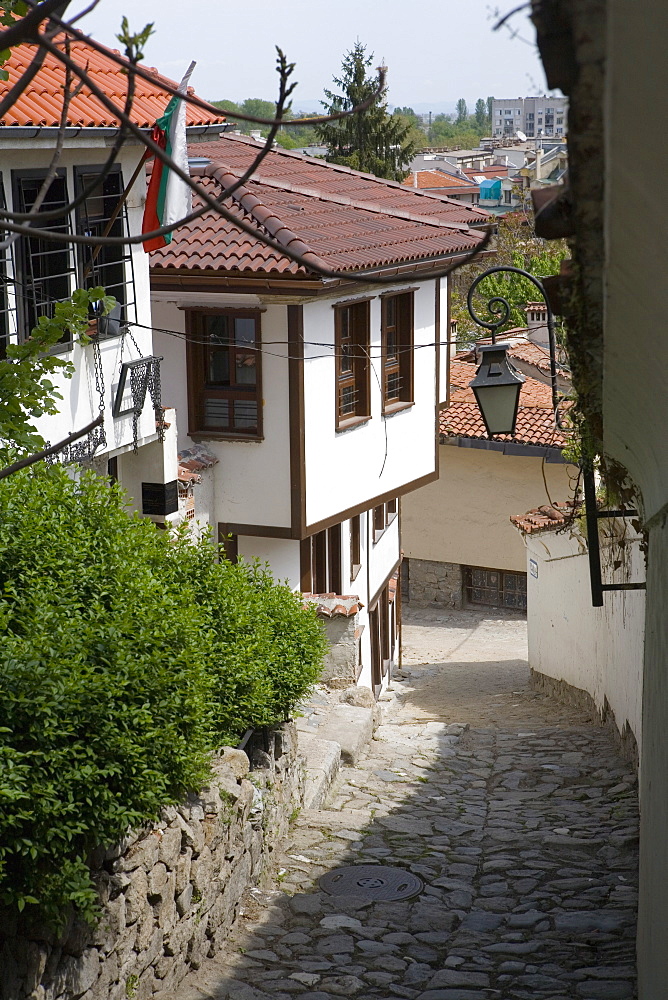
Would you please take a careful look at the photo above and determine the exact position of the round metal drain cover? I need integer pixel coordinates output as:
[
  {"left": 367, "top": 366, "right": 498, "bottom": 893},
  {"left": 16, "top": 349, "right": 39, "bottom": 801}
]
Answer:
[{"left": 319, "top": 865, "right": 424, "bottom": 901}]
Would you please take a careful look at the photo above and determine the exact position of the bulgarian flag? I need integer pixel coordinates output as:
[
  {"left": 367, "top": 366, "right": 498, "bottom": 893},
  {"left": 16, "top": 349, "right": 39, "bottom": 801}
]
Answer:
[{"left": 142, "top": 62, "right": 196, "bottom": 252}]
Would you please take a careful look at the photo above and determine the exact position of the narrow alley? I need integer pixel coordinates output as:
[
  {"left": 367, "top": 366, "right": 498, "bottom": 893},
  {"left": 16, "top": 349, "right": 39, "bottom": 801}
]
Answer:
[{"left": 168, "top": 608, "right": 639, "bottom": 1000}]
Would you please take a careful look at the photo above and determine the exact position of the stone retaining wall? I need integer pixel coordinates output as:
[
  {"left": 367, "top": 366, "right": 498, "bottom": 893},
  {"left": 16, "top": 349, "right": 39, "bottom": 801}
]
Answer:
[
  {"left": 405, "top": 558, "right": 463, "bottom": 608},
  {"left": 1, "top": 723, "right": 303, "bottom": 1000}
]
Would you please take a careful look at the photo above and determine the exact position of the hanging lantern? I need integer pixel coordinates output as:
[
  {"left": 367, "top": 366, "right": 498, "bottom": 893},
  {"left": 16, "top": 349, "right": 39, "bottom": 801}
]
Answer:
[{"left": 469, "top": 343, "right": 525, "bottom": 436}]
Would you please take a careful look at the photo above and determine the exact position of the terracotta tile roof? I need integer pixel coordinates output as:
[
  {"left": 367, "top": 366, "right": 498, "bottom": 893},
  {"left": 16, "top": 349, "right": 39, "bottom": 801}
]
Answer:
[
  {"left": 150, "top": 149, "right": 489, "bottom": 276},
  {"left": 510, "top": 500, "right": 579, "bottom": 534},
  {"left": 177, "top": 466, "right": 201, "bottom": 485},
  {"left": 402, "top": 170, "right": 478, "bottom": 190},
  {"left": 455, "top": 338, "right": 568, "bottom": 379},
  {"left": 302, "top": 594, "right": 363, "bottom": 617},
  {"left": 463, "top": 165, "right": 511, "bottom": 180},
  {"left": 188, "top": 134, "right": 491, "bottom": 227},
  {"left": 0, "top": 36, "right": 225, "bottom": 128},
  {"left": 178, "top": 445, "right": 218, "bottom": 471},
  {"left": 443, "top": 358, "right": 569, "bottom": 449}
]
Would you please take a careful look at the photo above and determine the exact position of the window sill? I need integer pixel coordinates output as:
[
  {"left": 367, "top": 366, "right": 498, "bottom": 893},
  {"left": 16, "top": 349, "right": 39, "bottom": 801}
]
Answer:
[
  {"left": 190, "top": 431, "right": 264, "bottom": 443},
  {"left": 336, "top": 414, "right": 371, "bottom": 433},
  {"left": 383, "top": 400, "right": 414, "bottom": 417},
  {"left": 351, "top": 562, "right": 362, "bottom": 581}
]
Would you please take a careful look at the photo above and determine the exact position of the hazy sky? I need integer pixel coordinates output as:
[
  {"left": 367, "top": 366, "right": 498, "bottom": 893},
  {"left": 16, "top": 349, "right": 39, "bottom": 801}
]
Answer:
[{"left": 80, "top": 0, "right": 554, "bottom": 109}]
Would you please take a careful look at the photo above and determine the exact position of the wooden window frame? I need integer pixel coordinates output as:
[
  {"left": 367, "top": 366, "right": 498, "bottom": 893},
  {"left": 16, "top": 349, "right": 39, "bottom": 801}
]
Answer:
[
  {"left": 335, "top": 300, "right": 370, "bottom": 429},
  {"left": 186, "top": 309, "right": 262, "bottom": 440},
  {"left": 381, "top": 292, "right": 414, "bottom": 413},
  {"left": 372, "top": 499, "right": 398, "bottom": 543},
  {"left": 13, "top": 168, "right": 75, "bottom": 350},
  {"left": 301, "top": 524, "right": 342, "bottom": 594},
  {"left": 350, "top": 514, "right": 362, "bottom": 581}
]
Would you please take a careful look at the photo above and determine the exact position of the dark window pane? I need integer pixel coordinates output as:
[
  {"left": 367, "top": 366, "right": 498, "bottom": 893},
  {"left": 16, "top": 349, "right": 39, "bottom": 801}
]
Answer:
[
  {"left": 340, "top": 384, "right": 356, "bottom": 415},
  {"left": 208, "top": 348, "right": 230, "bottom": 384},
  {"left": 16, "top": 174, "right": 74, "bottom": 341},
  {"left": 233, "top": 399, "right": 257, "bottom": 430},
  {"left": 204, "top": 398, "right": 229, "bottom": 428},
  {"left": 386, "top": 371, "right": 401, "bottom": 400},
  {"left": 235, "top": 350, "right": 257, "bottom": 385},
  {"left": 234, "top": 316, "right": 255, "bottom": 345}
]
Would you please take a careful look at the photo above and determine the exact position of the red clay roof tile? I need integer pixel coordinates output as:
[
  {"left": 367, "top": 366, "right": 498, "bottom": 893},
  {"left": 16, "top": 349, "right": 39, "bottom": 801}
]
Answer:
[
  {"left": 402, "top": 170, "right": 478, "bottom": 190},
  {"left": 0, "top": 36, "right": 224, "bottom": 128},
  {"left": 510, "top": 501, "right": 579, "bottom": 534}
]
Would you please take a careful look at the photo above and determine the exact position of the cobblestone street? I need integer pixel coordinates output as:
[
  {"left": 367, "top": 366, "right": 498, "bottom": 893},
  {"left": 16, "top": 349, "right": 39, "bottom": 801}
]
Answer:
[{"left": 172, "top": 608, "right": 639, "bottom": 1000}]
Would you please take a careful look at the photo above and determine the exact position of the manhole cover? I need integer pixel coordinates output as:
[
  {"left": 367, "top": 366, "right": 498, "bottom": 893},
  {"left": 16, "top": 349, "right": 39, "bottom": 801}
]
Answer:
[{"left": 319, "top": 865, "right": 424, "bottom": 900}]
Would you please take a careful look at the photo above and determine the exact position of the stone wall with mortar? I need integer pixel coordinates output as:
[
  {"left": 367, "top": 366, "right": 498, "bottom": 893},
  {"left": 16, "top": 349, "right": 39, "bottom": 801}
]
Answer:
[
  {"left": 405, "top": 557, "right": 463, "bottom": 608},
  {"left": 1, "top": 724, "right": 303, "bottom": 1000}
]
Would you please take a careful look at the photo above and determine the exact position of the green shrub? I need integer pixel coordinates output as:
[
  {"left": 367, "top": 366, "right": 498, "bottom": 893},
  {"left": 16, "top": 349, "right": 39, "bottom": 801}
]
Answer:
[{"left": 0, "top": 466, "right": 325, "bottom": 924}]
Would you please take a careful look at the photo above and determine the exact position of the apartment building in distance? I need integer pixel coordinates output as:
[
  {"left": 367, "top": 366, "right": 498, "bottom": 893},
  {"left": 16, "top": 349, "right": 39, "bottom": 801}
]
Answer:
[{"left": 491, "top": 96, "right": 568, "bottom": 138}]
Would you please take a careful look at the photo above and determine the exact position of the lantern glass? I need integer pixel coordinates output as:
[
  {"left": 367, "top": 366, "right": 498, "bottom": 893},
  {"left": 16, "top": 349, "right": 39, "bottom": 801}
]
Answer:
[
  {"left": 469, "top": 343, "right": 525, "bottom": 437},
  {"left": 473, "top": 382, "right": 522, "bottom": 436}
]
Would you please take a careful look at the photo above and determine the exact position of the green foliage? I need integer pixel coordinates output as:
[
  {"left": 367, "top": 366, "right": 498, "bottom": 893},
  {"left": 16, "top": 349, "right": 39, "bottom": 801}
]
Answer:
[
  {"left": 474, "top": 98, "right": 489, "bottom": 130},
  {"left": 0, "top": 467, "right": 325, "bottom": 925},
  {"left": 455, "top": 98, "right": 468, "bottom": 124},
  {"left": 0, "top": 287, "right": 115, "bottom": 464},
  {"left": 211, "top": 98, "right": 320, "bottom": 149},
  {"left": 450, "top": 210, "right": 569, "bottom": 344},
  {"left": 0, "top": 1, "right": 27, "bottom": 80},
  {"left": 425, "top": 96, "right": 492, "bottom": 148},
  {"left": 116, "top": 17, "right": 154, "bottom": 62},
  {"left": 316, "top": 42, "right": 419, "bottom": 181}
]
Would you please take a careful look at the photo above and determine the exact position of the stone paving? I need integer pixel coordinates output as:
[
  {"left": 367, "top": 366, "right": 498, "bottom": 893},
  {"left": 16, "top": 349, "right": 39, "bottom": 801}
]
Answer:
[{"left": 171, "top": 608, "right": 639, "bottom": 1000}]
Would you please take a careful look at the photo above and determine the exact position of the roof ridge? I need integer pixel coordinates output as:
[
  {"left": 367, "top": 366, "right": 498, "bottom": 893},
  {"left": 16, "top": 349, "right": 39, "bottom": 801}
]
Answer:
[
  {"left": 203, "top": 162, "right": 479, "bottom": 234},
  {"left": 205, "top": 164, "right": 328, "bottom": 272}
]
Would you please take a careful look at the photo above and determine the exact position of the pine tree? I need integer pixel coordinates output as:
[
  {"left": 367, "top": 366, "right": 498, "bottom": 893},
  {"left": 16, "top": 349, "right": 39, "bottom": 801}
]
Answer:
[{"left": 316, "top": 42, "right": 419, "bottom": 182}]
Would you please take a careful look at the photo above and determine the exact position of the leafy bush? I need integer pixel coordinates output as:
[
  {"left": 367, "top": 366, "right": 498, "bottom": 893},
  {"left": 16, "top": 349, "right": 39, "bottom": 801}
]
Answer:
[{"left": 0, "top": 466, "right": 325, "bottom": 923}]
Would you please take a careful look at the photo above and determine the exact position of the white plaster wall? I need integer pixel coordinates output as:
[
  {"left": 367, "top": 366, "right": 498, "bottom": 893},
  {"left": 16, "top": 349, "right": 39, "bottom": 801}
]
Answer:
[
  {"left": 601, "top": 13, "right": 668, "bottom": 987},
  {"left": 152, "top": 298, "right": 292, "bottom": 528},
  {"left": 0, "top": 142, "right": 156, "bottom": 454},
  {"left": 367, "top": 512, "right": 401, "bottom": 603},
  {"left": 237, "top": 536, "right": 301, "bottom": 587},
  {"left": 302, "top": 282, "right": 437, "bottom": 527},
  {"left": 524, "top": 526, "right": 644, "bottom": 756},
  {"left": 402, "top": 443, "right": 575, "bottom": 573}
]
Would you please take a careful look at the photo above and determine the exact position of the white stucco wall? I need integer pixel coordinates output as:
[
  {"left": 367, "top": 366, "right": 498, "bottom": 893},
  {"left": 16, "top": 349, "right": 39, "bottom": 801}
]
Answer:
[
  {"left": 402, "top": 442, "right": 575, "bottom": 573},
  {"left": 524, "top": 525, "right": 644, "bottom": 756},
  {"left": 237, "top": 536, "right": 301, "bottom": 587},
  {"left": 302, "top": 281, "right": 438, "bottom": 528},
  {"left": 152, "top": 297, "right": 292, "bottom": 529}
]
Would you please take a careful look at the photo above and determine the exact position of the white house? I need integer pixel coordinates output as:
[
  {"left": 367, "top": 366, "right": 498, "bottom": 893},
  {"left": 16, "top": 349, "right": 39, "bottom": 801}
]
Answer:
[
  {"left": 148, "top": 135, "right": 489, "bottom": 695},
  {"left": 0, "top": 37, "right": 225, "bottom": 513}
]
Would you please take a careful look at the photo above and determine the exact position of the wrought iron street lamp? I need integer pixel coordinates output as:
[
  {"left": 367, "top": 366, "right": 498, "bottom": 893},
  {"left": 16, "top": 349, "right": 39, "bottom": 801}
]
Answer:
[
  {"left": 464, "top": 264, "right": 645, "bottom": 607},
  {"left": 466, "top": 265, "right": 560, "bottom": 431}
]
